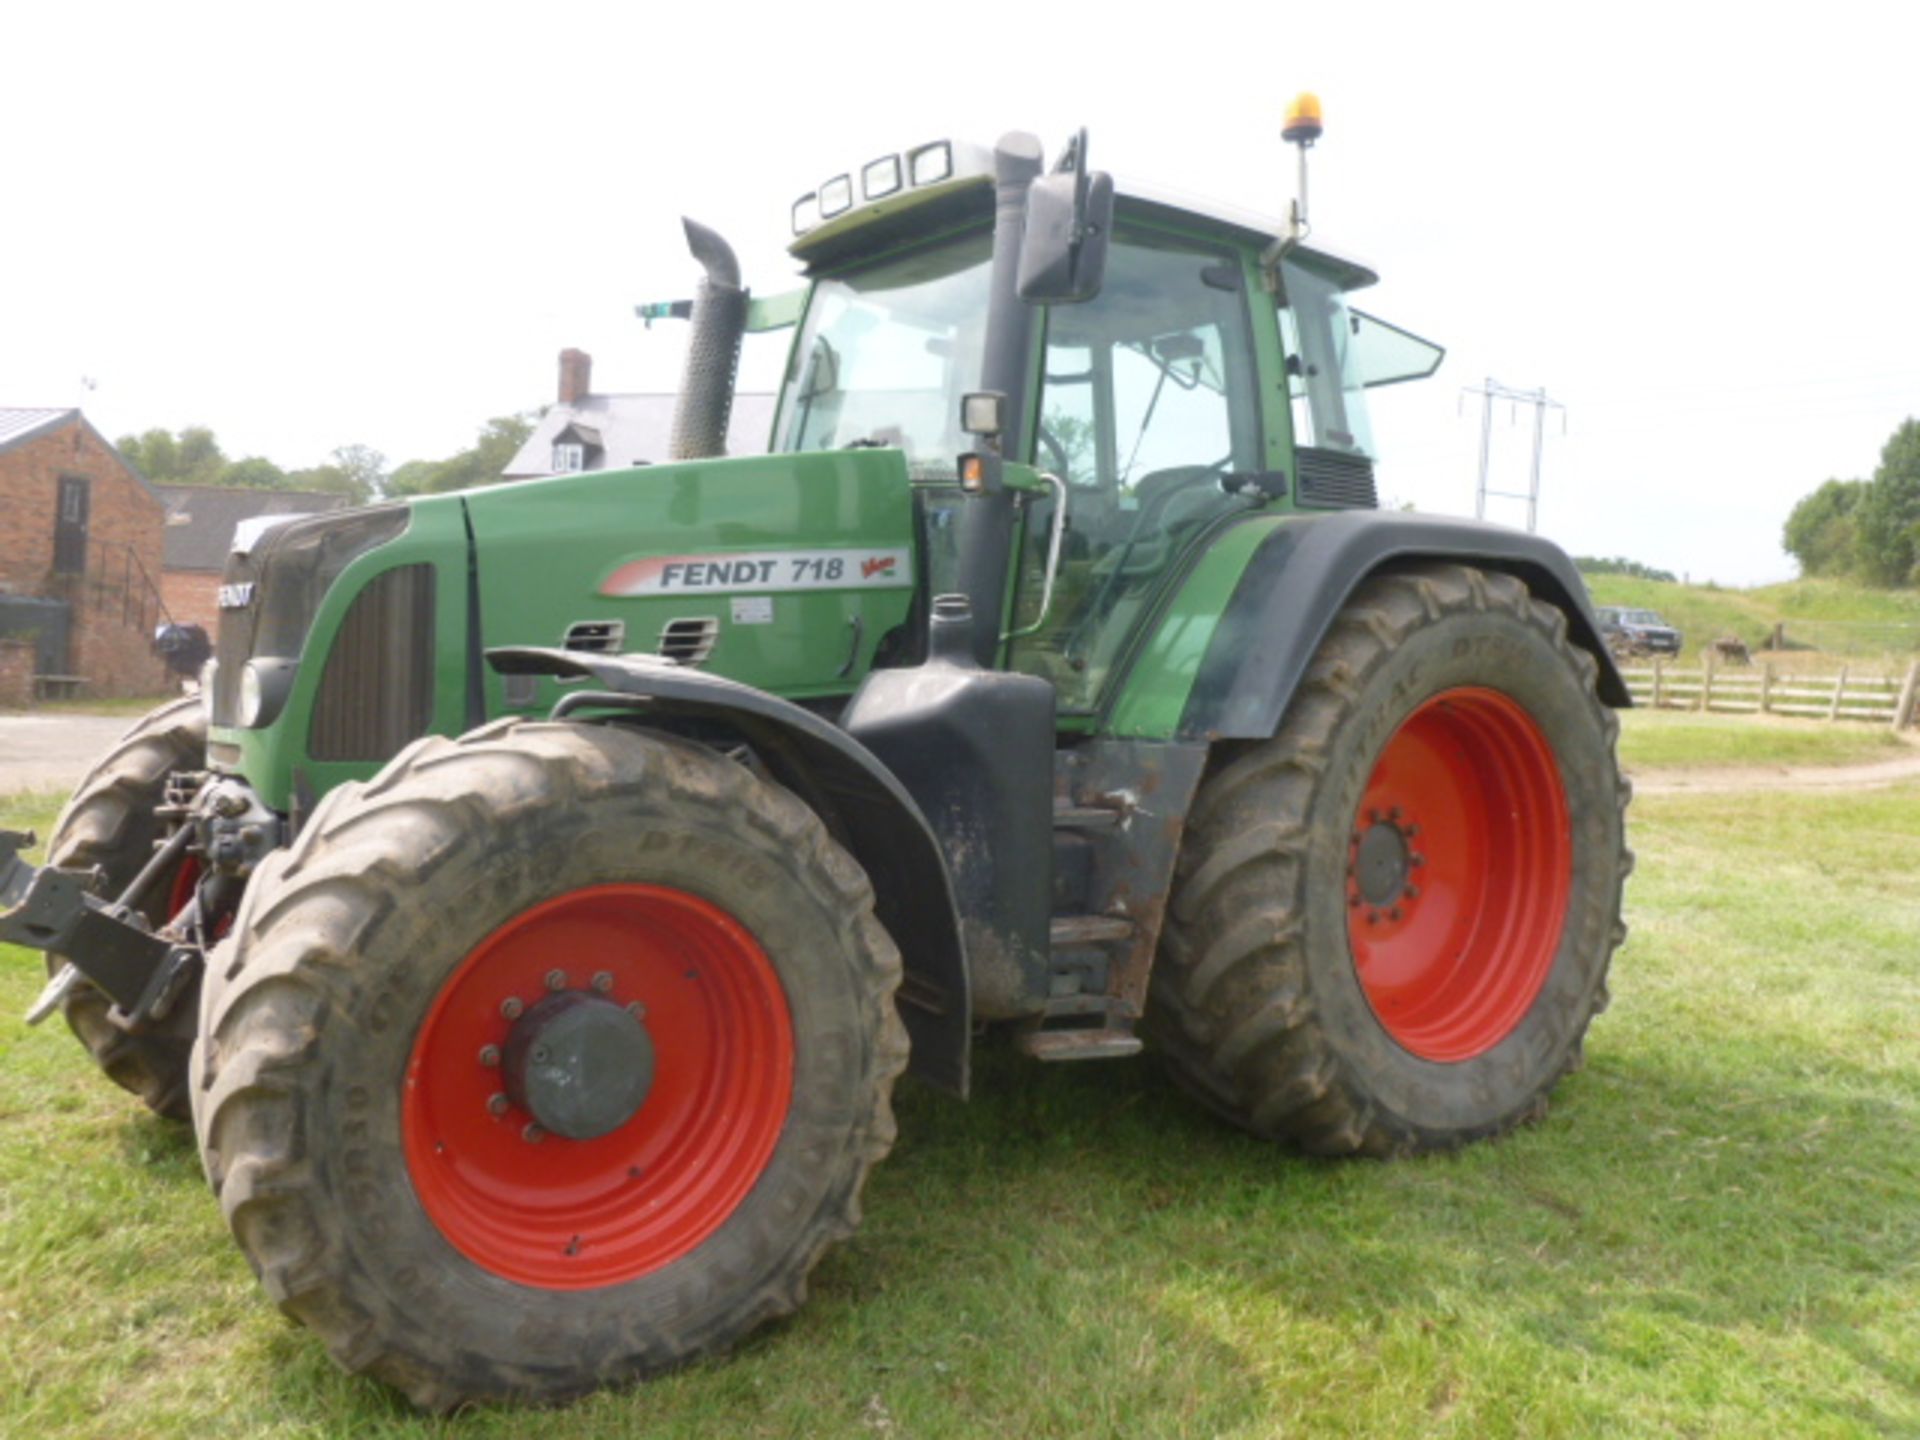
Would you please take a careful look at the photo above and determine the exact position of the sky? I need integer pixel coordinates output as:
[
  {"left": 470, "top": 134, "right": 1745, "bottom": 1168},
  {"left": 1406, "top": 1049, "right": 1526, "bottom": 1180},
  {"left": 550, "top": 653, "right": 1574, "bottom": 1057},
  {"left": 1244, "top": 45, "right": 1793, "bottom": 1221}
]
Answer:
[{"left": 5, "top": 1, "right": 1917, "bottom": 586}]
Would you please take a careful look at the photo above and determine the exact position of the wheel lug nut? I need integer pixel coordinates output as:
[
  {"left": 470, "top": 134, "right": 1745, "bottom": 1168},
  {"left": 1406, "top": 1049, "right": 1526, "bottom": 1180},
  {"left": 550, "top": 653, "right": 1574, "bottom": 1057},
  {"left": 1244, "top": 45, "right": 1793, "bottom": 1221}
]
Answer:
[
  {"left": 1409, "top": 854, "right": 1425, "bottom": 868},
  {"left": 1367, "top": 809, "right": 1381, "bottom": 823},
  {"left": 1367, "top": 910, "right": 1381, "bottom": 925},
  {"left": 591, "top": 971, "right": 614, "bottom": 994},
  {"left": 1389, "top": 907, "right": 1403, "bottom": 921},
  {"left": 545, "top": 969, "right": 567, "bottom": 992},
  {"left": 522, "top": 1123, "right": 546, "bottom": 1144},
  {"left": 1348, "top": 894, "right": 1360, "bottom": 909},
  {"left": 500, "top": 997, "right": 524, "bottom": 1020},
  {"left": 478, "top": 1044, "right": 501, "bottom": 1068},
  {"left": 626, "top": 1000, "right": 646, "bottom": 1020},
  {"left": 1388, "top": 806, "right": 1403, "bottom": 822},
  {"left": 487, "top": 1092, "right": 509, "bottom": 1117},
  {"left": 1403, "top": 885, "right": 1420, "bottom": 900},
  {"left": 1406, "top": 824, "right": 1421, "bottom": 838}
]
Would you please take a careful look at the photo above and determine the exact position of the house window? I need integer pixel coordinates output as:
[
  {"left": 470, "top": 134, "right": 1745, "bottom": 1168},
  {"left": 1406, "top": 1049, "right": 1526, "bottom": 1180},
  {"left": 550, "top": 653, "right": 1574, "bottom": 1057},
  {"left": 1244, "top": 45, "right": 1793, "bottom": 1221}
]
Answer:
[{"left": 553, "top": 442, "right": 586, "bottom": 473}]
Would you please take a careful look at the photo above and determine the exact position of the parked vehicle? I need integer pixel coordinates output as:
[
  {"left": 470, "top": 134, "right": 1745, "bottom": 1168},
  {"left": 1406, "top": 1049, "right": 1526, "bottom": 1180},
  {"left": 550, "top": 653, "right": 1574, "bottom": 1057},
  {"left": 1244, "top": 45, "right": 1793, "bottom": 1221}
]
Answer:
[{"left": 1597, "top": 605, "right": 1683, "bottom": 656}]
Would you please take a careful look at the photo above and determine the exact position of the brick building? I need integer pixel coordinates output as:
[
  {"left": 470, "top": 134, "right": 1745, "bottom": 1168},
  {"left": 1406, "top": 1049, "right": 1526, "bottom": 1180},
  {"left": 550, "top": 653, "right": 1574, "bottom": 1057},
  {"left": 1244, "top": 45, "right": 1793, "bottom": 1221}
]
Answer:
[
  {"left": 155, "top": 485, "right": 353, "bottom": 632},
  {"left": 0, "top": 408, "right": 169, "bottom": 699}
]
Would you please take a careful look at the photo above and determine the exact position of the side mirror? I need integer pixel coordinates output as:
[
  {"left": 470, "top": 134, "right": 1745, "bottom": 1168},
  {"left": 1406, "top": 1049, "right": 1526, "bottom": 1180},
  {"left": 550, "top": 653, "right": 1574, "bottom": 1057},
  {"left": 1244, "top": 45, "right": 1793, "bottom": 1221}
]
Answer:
[{"left": 1017, "top": 133, "right": 1113, "bottom": 305}]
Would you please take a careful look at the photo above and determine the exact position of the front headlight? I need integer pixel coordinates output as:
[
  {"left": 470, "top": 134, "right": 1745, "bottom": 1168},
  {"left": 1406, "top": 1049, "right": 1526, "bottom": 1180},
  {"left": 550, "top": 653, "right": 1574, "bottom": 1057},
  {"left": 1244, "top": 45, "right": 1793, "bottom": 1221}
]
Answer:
[
  {"left": 237, "top": 659, "right": 297, "bottom": 729},
  {"left": 239, "top": 663, "right": 264, "bottom": 726}
]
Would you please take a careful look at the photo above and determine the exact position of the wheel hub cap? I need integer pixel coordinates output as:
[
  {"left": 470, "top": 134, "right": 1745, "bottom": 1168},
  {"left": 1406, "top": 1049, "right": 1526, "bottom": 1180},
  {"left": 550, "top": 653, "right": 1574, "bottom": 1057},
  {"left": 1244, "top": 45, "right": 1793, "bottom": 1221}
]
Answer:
[
  {"left": 1353, "top": 820, "right": 1411, "bottom": 908},
  {"left": 504, "top": 992, "right": 656, "bottom": 1141}
]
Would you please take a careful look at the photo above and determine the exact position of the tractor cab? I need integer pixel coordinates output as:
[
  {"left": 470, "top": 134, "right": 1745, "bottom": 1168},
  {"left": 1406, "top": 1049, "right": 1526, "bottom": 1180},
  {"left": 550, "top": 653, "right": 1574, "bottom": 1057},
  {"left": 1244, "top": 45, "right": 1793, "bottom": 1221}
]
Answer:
[{"left": 775, "top": 137, "right": 1443, "bottom": 712}]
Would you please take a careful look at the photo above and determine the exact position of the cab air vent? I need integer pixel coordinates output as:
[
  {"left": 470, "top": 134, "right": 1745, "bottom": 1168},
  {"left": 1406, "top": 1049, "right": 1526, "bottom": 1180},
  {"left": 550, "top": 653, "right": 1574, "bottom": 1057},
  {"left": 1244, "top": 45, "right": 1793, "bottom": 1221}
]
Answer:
[
  {"left": 659, "top": 617, "right": 719, "bottom": 665},
  {"left": 1295, "top": 448, "right": 1378, "bottom": 510},
  {"left": 563, "top": 620, "right": 626, "bottom": 654}
]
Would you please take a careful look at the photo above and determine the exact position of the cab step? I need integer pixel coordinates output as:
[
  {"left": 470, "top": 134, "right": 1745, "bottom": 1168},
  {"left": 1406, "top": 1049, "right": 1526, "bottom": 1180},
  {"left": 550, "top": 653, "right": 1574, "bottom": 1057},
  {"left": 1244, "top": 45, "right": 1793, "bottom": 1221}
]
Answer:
[
  {"left": 1015, "top": 1028, "right": 1145, "bottom": 1062},
  {"left": 1049, "top": 913, "right": 1136, "bottom": 948}
]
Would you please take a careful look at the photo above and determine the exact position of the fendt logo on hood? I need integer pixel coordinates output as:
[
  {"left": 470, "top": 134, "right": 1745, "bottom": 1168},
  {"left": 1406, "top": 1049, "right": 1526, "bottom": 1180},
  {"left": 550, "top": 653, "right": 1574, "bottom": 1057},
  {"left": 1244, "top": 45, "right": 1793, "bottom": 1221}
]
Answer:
[{"left": 600, "top": 548, "right": 912, "bottom": 598}]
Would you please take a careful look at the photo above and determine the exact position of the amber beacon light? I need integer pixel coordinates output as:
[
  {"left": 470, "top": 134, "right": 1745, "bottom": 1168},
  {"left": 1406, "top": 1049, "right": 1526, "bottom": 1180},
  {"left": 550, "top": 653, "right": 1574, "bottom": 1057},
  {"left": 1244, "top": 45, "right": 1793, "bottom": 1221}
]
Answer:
[
  {"left": 1283, "top": 92, "right": 1324, "bottom": 145},
  {"left": 1283, "top": 91, "right": 1323, "bottom": 239}
]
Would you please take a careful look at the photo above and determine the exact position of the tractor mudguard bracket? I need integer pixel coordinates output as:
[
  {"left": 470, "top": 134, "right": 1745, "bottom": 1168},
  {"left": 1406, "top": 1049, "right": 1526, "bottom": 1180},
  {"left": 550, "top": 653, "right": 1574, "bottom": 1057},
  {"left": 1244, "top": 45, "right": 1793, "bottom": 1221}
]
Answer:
[{"left": 2, "top": 831, "right": 196, "bottom": 1029}]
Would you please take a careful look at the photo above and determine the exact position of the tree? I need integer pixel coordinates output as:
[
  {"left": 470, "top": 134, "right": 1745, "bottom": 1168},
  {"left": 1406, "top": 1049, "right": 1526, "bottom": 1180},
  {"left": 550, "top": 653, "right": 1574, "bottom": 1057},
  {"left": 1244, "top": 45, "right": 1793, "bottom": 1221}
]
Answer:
[
  {"left": 286, "top": 444, "right": 387, "bottom": 504},
  {"left": 1781, "top": 478, "right": 1868, "bottom": 578},
  {"left": 116, "top": 425, "right": 286, "bottom": 489},
  {"left": 118, "top": 427, "right": 180, "bottom": 482},
  {"left": 1575, "top": 555, "right": 1679, "bottom": 583},
  {"left": 387, "top": 415, "right": 535, "bottom": 496},
  {"left": 220, "top": 456, "right": 289, "bottom": 489},
  {"left": 1853, "top": 419, "right": 1920, "bottom": 585},
  {"left": 175, "top": 426, "right": 225, "bottom": 483}
]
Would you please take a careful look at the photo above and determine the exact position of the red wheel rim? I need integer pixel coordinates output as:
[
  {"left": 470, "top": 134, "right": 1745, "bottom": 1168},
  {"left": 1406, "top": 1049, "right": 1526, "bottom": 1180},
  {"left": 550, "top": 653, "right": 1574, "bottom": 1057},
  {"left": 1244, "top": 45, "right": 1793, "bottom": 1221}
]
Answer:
[
  {"left": 1345, "top": 687, "right": 1571, "bottom": 1062},
  {"left": 402, "top": 884, "right": 794, "bottom": 1289},
  {"left": 166, "top": 855, "right": 199, "bottom": 922},
  {"left": 167, "top": 853, "right": 232, "bottom": 939}
]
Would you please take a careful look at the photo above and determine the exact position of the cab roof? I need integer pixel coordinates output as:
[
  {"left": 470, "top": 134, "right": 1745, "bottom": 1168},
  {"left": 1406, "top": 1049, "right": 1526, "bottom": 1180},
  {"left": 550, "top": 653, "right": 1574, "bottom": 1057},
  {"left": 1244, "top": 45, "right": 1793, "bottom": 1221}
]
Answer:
[{"left": 787, "top": 144, "right": 1377, "bottom": 292}]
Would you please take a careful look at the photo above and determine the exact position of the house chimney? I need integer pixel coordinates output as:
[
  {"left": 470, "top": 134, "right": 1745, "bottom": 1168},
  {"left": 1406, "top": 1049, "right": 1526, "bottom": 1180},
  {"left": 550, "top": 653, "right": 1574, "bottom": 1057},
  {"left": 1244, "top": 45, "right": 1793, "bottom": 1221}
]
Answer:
[{"left": 558, "top": 348, "right": 592, "bottom": 405}]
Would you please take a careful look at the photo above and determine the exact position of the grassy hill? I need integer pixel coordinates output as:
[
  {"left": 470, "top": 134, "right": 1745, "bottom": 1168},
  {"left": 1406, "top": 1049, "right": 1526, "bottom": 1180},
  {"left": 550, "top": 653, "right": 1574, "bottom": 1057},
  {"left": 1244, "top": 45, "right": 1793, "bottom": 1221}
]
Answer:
[{"left": 1581, "top": 574, "right": 1920, "bottom": 664}]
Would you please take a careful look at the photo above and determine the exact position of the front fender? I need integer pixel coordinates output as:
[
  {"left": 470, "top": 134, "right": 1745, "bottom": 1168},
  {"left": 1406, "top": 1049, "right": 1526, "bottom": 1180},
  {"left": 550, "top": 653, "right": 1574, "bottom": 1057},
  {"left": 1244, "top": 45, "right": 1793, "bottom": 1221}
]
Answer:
[
  {"left": 488, "top": 647, "right": 970, "bottom": 1096},
  {"left": 1121, "top": 511, "right": 1627, "bottom": 743}
]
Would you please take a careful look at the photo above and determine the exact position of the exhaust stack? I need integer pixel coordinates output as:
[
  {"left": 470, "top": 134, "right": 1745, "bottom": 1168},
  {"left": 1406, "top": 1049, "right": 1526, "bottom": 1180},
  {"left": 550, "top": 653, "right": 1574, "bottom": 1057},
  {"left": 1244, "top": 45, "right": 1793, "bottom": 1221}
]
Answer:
[{"left": 668, "top": 218, "right": 749, "bottom": 461}]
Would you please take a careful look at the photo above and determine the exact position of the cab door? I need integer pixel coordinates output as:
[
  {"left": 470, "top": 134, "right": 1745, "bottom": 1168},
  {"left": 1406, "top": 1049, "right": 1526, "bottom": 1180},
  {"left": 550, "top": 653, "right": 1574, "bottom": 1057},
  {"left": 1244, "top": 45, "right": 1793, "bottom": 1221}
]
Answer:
[{"left": 1007, "top": 224, "right": 1265, "bottom": 712}]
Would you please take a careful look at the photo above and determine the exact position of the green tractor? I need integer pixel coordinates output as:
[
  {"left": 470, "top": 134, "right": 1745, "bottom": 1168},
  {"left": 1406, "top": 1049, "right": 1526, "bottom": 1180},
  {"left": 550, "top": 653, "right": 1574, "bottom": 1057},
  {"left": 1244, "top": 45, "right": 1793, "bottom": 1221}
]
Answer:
[{"left": 2, "top": 113, "right": 1629, "bottom": 1408}]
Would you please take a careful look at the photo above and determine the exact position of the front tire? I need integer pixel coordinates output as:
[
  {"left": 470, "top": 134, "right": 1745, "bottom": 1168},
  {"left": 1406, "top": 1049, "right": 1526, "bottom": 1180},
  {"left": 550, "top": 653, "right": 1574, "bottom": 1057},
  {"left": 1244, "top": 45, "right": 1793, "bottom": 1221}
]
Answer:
[
  {"left": 45, "top": 696, "right": 206, "bottom": 1120},
  {"left": 1148, "top": 564, "right": 1630, "bottom": 1155},
  {"left": 193, "top": 719, "right": 907, "bottom": 1409}
]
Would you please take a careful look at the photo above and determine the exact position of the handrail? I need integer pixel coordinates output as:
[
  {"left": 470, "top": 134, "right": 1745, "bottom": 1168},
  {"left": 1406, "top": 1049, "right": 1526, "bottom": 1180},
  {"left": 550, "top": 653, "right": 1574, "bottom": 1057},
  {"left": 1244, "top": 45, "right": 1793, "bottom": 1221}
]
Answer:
[{"left": 73, "top": 537, "right": 175, "bottom": 633}]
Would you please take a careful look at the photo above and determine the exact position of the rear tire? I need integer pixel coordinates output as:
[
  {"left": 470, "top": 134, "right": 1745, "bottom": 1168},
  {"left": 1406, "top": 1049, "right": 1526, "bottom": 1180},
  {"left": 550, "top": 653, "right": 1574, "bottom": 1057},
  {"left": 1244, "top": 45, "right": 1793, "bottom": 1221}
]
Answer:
[
  {"left": 44, "top": 696, "right": 205, "bottom": 1120},
  {"left": 1148, "top": 564, "right": 1630, "bottom": 1155},
  {"left": 192, "top": 718, "right": 907, "bottom": 1409}
]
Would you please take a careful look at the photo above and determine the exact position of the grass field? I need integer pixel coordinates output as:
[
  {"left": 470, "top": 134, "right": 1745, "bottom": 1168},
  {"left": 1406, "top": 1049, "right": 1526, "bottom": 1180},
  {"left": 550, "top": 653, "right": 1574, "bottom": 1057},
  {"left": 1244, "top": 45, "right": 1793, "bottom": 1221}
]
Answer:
[
  {"left": 2, "top": 718, "right": 1917, "bottom": 1438},
  {"left": 1614, "top": 709, "right": 1912, "bottom": 771}
]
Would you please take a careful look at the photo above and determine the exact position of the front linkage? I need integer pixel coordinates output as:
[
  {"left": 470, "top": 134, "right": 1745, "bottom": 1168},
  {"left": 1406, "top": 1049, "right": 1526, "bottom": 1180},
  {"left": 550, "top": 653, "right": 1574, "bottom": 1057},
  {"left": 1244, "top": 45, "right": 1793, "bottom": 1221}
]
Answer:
[{"left": 3, "top": 770, "right": 276, "bottom": 1036}]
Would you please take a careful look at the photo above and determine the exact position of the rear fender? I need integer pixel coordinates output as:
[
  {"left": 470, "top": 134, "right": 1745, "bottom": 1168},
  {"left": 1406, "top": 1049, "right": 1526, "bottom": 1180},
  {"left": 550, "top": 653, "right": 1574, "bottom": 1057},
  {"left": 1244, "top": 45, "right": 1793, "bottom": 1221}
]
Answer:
[
  {"left": 1169, "top": 511, "right": 1628, "bottom": 742},
  {"left": 488, "top": 647, "right": 970, "bottom": 1096}
]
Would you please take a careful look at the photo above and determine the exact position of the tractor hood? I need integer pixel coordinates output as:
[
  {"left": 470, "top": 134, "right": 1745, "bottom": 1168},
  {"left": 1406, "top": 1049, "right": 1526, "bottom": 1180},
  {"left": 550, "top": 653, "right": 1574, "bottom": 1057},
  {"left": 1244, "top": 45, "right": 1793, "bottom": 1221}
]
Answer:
[{"left": 462, "top": 448, "right": 920, "bottom": 705}]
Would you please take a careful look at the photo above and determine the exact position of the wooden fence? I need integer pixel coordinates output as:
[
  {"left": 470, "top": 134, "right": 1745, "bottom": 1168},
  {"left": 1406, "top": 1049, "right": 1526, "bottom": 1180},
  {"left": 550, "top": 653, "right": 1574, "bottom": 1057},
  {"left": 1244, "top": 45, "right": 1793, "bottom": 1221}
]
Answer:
[{"left": 1619, "top": 658, "right": 1920, "bottom": 729}]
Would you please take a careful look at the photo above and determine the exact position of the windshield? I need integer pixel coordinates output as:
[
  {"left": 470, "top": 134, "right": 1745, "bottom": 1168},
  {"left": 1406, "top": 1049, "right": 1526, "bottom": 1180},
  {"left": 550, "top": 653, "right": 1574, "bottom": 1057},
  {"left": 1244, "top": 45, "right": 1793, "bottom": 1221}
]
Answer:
[{"left": 775, "top": 231, "right": 992, "bottom": 478}]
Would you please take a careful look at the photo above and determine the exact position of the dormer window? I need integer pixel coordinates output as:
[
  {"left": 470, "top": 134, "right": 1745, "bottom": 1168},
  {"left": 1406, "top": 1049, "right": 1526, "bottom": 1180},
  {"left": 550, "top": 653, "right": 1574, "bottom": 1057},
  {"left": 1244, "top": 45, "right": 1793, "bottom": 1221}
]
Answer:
[{"left": 549, "top": 420, "right": 603, "bottom": 475}]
